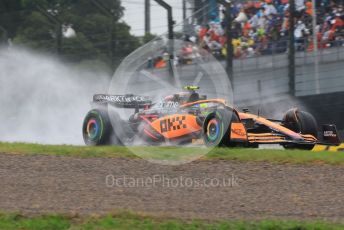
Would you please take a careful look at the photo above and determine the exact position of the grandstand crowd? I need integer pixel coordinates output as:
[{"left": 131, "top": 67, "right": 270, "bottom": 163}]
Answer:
[{"left": 194, "top": 0, "right": 344, "bottom": 59}]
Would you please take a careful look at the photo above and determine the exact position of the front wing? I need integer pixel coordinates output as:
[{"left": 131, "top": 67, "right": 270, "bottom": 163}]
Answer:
[
  {"left": 245, "top": 132, "right": 319, "bottom": 145},
  {"left": 230, "top": 120, "right": 341, "bottom": 146}
]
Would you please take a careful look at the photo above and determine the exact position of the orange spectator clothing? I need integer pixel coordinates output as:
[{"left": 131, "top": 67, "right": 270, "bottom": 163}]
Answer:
[
  {"left": 331, "top": 18, "right": 344, "bottom": 31},
  {"left": 210, "top": 31, "right": 220, "bottom": 42},
  {"left": 199, "top": 27, "right": 208, "bottom": 40},
  {"left": 306, "top": 1, "right": 313, "bottom": 16},
  {"left": 243, "top": 22, "right": 252, "bottom": 37},
  {"left": 307, "top": 32, "right": 323, "bottom": 51},
  {"left": 254, "top": 2, "right": 262, "bottom": 8},
  {"left": 155, "top": 60, "right": 166, "bottom": 69}
]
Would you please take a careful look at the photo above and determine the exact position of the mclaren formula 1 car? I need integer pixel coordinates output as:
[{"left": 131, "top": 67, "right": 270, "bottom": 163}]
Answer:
[{"left": 82, "top": 86, "right": 341, "bottom": 150}]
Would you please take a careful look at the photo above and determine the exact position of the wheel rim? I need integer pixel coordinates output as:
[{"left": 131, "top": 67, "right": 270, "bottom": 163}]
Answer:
[
  {"left": 206, "top": 118, "right": 220, "bottom": 142},
  {"left": 86, "top": 119, "right": 99, "bottom": 140}
]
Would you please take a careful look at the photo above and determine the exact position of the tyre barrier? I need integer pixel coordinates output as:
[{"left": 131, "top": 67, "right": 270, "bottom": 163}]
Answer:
[{"left": 313, "top": 144, "right": 344, "bottom": 152}]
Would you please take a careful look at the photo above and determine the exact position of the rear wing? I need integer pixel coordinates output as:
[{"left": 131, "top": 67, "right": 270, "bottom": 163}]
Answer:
[{"left": 93, "top": 94, "right": 152, "bottom": 110}]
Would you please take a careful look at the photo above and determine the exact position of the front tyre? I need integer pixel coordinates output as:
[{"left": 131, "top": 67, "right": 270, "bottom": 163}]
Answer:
[
  {"left": 283, "top": 109, "right": 318, "bottom": 150},
  {"left": 202, "top": 108, "right": 238, "bottom": 147},
  {"left": 82, "top": 109, "right": 112, "bottom": 146}
]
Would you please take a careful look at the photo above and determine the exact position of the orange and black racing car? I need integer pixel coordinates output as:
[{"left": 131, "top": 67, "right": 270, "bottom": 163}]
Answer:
[{"left": 83, "top": 86, "right": 341, "bottom": 150}]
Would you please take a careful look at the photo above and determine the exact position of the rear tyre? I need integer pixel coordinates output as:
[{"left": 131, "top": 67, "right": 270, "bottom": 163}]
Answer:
[
  {"left": 282, "top": 109, "right": 318, "bottom": 150},
  {"left": 82, "top": 109, "right": 115, "bottom": 146},
  {"left": 202, "top": 108, "right": 239, "bottom": 147}
]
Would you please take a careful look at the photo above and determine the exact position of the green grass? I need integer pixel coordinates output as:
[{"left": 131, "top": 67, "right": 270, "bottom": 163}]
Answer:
[
  {"left": 0, "top": 214, "right": 70, "bottom": 230},
  {"left": 0, "top": 142, "right": 344, "bottom": 165},
  {"left": 0, "top": 142, "right": 134, "bottom": 158},
  {"left": 0, "top": 212, "right": 343, "bottom": 230}
]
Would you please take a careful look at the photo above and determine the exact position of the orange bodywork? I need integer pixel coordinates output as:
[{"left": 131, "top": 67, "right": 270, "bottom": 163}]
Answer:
[
  {"left": 239, "top": 112, "right": 304, "bottom": 140},
  {"left": 238, "top": 112, "right": 317, "bottom": 143},
  {"left": 150, "top": 114, "right": 201, "bottom": 139},
  {"left": 230, "top": 122, "right": 247, "bottom": 141},
  {"left": 180, "top": 99, "right": 227, "bottom": 108},
  {"left": 146, "top": 100, "right": 318, "bottom": 144}
]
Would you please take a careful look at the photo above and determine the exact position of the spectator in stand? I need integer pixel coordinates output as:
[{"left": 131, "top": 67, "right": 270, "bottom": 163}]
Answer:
[
  {"left": 264, "top": 0, "right": 277, "bottom": 16},
  {"left": 189, "top": 0, "right": 344, "bottom": 59},
  {"left": 296, "top": 0, "right": 306, "bottom": 11},
  {"left": 234, "top": 8, "right": 248, "bottom": 23},
  {"left": 294, "top": 20, "right": 309, "bottom": 50},
  {"left": 305, "top": 0, "right": 313, "bottom": 16}
]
